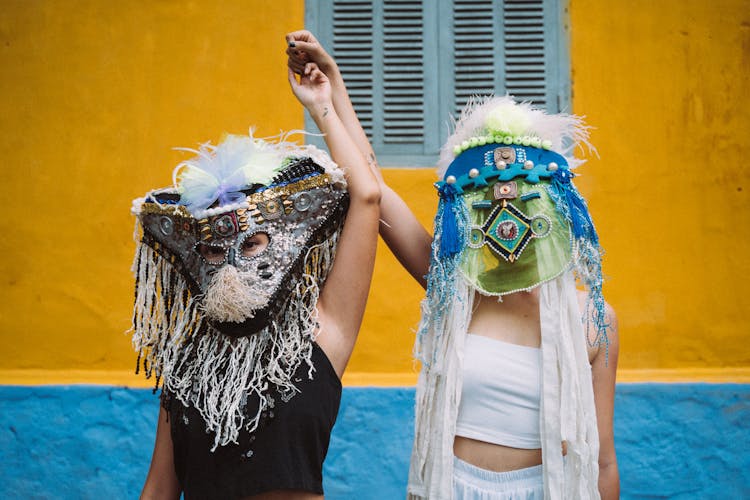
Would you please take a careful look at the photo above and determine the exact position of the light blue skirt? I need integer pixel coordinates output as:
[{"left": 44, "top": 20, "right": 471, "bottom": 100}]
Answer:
[{"left": 452, "top": 457, "right": 543, "bottom": 500}]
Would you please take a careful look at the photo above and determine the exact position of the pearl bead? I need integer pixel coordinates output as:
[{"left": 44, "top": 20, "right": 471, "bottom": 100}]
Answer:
[
  {"left": 547, "top": 162, "right": 559, "bottom": 171},
  {"left": 446, "top": 175, "right": 457, "bottom": 184},
  {"left": 496, "top": 161, "right": 507, "bottom": 170},
  {"left": 524, "top": 160, "right": 534, "bottom": 170},
  {"left": 469, "top": 168, "right": 479, "bottom": 178}
]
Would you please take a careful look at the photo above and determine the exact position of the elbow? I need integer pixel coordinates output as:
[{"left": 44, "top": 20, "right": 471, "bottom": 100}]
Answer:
[
  {"left": 598, "top": 459, "right": 620, "bottom": 499},
  {"left": 355, "top": 183, "right": 382, "bottom": 206},
  {"left": 599, "top": 455, "right": 619, "bottom": 482}
]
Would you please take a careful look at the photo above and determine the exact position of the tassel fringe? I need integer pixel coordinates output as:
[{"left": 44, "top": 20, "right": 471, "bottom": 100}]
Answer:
[{"left": 130, "top": 227, "right": 340, "bottom": 450}]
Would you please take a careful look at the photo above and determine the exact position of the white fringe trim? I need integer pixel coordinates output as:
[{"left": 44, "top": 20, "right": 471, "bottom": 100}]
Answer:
[
  {"left": 407, "top": 273, "right": 600, "bottom": 499},
  {"left": 130, "top": 229, "right": 340, "bottom": 450}
]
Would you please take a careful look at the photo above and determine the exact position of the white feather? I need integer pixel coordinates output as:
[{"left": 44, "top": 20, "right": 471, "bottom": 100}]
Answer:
[
  {"left": 437, "top": 95, "right": 594, "bottom": 177},
  {"left": 171, "top": 129, "right": 345, "bottom": 215}
]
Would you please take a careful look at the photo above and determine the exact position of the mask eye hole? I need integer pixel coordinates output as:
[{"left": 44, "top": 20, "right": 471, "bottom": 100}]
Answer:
[
  {"left": 197, "top": 243, "right": 227, "bottom": 264},
  {"left": 240, "top": 233, "right": 270, "bottom": 258}
]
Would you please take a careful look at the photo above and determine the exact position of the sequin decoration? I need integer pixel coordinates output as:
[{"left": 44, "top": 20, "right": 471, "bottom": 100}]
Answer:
[
  {"left": 259, "top": 199, "right": 283, "bottom": 220},
  {"left": 213, "top": 214, "right": 237, "bottom": 238},
  {"left": 158, "top": 216, "right": 174, "bottom": 236},
  {"left": 292, "top": 192, "right": 313, "bottom": 212}
]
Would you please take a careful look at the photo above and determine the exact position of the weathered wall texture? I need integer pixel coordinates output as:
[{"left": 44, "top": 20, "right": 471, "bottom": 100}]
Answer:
[
  {"left": 1, "top": 0, "right": 748, "bottom": 378},
  {"left": 1, "top": 0, "right": 748, "bottom": 498},
  {"left": 1, "top": 385, "right": 747, "bottom": 499},
  {"left": 569, "top": 0, "right": 750, "bottom": 371}
]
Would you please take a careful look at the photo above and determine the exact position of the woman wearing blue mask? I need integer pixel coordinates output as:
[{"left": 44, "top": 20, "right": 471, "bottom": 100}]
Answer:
[{"left": 287, "top": 30, "right": 619, "bottom": 500}]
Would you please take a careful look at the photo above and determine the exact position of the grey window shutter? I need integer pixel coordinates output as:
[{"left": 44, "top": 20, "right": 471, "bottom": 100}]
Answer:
[
  {"left": 450, "top": 0, "right": 501, "bottom": 118},
  {"left": 305, "top": 0, "right": 569, "bottom": 166}
]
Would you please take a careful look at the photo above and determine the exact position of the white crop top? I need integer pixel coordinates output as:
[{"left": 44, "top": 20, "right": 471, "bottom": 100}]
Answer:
[{"left": 455, "top": 334, "right": 542, "bottom": 449}]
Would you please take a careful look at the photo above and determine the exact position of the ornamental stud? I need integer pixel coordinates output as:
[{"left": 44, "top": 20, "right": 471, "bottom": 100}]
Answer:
[
  {"left": 446, "top": 175, "right": 457, "bottom": 184},
  {"left": 469, "top": 168, "right": 479, "bottom": 178},
  {"left": 496, "top": 161, "right": 507, "bottom": 170},
  {"left": 523, "top": 160, "right": 534, "bottom": 170},
  {"left": 547, "top": 162, "right": 559, "bottom": 171}
]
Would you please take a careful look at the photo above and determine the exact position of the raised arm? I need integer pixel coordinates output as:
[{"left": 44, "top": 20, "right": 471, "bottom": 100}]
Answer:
[
  {"left": 287, "top": 63, "right": 380, "bottom": 375},
  {"left": 286, "top": 30, "right": 432, "bottom": 287}
]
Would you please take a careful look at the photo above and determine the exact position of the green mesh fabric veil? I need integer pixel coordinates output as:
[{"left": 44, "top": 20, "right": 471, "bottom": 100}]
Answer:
[{"left": 460, "top": 181, "right": 573, "bottom": 296}]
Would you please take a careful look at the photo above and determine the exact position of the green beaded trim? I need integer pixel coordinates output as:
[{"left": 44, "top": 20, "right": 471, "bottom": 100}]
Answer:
[{"left": 452, "top": 134, "right": 553, "bottom": 156}]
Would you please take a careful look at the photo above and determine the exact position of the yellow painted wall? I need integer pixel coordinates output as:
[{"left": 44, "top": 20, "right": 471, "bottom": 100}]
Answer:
[
  {"left": 0, "top": 0, "right": 305, "bottom": 373},
  {"left": 569, "top": 0, "right": 750, "bottom": 371},
  {"left": 1, "top": 0, "right": 748, "bottom": 382}
]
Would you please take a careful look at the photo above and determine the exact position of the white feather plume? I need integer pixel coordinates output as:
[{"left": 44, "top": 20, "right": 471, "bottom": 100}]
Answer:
[
  {"left": 171, "top": 129, "right": 345, "bottom": 216},
  {"left": 437, "top": 95, "right": 594, "bottom": 177}
]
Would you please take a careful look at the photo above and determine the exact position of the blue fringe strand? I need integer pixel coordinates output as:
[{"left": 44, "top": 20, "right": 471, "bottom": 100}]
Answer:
[
  {"left": 415, "top": 196, "right": 470, "bottom": 365},
  {"left": 548, "top": 169, "right": 610, "bottom": 357}
]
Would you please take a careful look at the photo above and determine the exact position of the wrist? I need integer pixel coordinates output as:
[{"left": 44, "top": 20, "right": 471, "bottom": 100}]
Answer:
[
  {"left": 308, "top": 102, "right": 336, "bottom": 123},
  {"left": 316, "top": 56, "right": 340, "bottom": 77}
]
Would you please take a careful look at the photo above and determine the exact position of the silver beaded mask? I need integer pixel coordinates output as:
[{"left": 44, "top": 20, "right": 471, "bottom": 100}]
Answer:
[{"left": 134, "top": 157, "right": 348, "bottom": 337}]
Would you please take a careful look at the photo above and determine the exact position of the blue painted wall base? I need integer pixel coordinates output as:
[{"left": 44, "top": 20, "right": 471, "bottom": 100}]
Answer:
[{"left": 0, "top": 384, "right": 748, "bottom": 499}]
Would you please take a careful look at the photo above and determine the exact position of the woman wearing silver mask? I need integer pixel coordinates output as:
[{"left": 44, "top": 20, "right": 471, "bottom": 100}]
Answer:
[
  {"left": 287, "top": 31, "right": 619, "bottom": 500},
  {"left": 133, "top": 56, "right": 380, "bottom": 498}
]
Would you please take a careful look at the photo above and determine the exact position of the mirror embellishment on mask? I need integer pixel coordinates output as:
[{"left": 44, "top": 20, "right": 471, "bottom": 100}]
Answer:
[
  {"left": 482, "top": 204, "right": 530, "bottom": 263},
  {"left": 472, "top": 201, "right": 552, "bottom": 263},
  {"left": 493, "top": 181, "right": 518, "bottom": 200},
  {"left": 494, "top": 147, "right": 515, "bottom": 165}
]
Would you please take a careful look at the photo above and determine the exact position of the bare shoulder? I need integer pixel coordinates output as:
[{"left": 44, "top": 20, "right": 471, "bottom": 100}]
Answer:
[{"left": 576, "top": 290, "right": 619, "bottom": 364}]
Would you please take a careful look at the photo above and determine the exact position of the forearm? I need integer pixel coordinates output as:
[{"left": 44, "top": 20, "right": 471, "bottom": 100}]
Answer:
[
  {"left": 598, "top": 461, "right": 620, "bottom": 500},
  {"left": 379, "top": 184, "right": 431, "bottom": 287},
  {"left": 308, "top": 103, "right": 379, "bottom": 204},
  {"left": 327, "top": 72, "right": 378, "bottom": 174},
  {"left": 327, "top": 76, "right": 430, "bottom": 284}
]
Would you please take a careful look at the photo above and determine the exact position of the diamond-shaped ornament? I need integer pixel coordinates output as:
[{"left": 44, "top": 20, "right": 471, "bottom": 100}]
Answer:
[{"left": 481, "top": 203, "right": 533, "bottom": 262}]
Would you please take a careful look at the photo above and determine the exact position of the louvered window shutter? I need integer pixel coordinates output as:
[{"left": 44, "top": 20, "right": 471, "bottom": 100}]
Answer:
[{"left": 305, "top": 0, "right": 568, "bottom": 166}]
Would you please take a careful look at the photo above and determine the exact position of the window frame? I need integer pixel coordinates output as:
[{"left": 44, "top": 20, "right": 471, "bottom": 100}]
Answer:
[{"left": 304, "top": 0, "right": 570, "bottom": 167}]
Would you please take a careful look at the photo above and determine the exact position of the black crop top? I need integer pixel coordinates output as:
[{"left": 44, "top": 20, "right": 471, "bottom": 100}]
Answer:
[{"left": 164, "top": 343, "right": 342, "bottom": 499}]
